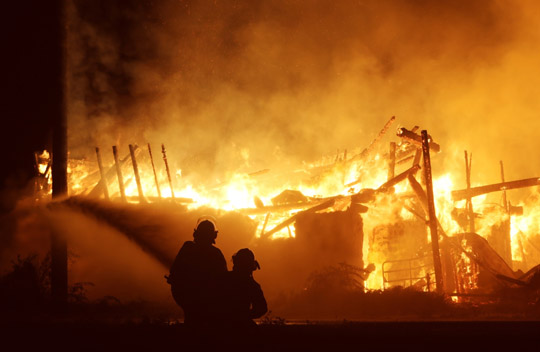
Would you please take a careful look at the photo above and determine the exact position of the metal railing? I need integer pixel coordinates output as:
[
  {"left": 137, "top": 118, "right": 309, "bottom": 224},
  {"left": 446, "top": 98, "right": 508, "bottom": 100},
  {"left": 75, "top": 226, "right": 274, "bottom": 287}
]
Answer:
[{"left": 382, "top": 255, "right": 435, "bottom": 291}]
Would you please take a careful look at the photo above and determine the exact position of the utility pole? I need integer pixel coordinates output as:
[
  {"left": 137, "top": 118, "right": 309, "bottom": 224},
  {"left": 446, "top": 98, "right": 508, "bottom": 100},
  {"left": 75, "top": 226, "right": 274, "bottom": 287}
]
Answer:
[
  {"left": 51, "top": 0, "right": 68, "bottom": 311},
  {"left": 421, "top": 130, "right": 444, "bottom": 294}
]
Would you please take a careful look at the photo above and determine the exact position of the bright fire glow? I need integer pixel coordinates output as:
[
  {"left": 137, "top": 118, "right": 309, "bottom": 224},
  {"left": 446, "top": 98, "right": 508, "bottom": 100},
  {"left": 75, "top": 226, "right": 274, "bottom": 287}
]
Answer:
[{"left": 35, "top": 133, "right": 540, "bottom": 292}]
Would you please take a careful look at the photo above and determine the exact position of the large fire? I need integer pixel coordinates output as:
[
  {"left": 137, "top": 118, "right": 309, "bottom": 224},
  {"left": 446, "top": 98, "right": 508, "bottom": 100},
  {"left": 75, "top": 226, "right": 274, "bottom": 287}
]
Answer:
[{"left": 34, "top": 118, "right": 540, "bottom": 294}]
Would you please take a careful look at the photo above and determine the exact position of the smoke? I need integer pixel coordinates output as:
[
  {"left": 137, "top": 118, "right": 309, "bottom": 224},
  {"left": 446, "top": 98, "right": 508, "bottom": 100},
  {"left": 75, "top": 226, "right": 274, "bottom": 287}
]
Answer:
[
  {"left": 65, "top": 0, "right": 540, "bottom": 194},
  {"left": 0, "top": 198, "right": 256, "bottom": 303}
]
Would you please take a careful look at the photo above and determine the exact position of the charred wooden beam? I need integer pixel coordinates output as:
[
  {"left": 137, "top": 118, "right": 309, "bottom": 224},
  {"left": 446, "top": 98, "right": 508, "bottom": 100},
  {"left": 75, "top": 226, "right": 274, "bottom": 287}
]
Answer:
[
  {"left": 421, "top": 130, "right": 444, "bottom": 294},
  {"left": 129, "top": 144, "right": 145, "bottom": 203},
  {"left": 348, "top": 165, "right": 421, "bottom": 204},
  {"left": 408, "top": 174, "right": 448, "bottom": 238},
  {"left": 88, "top": 149, "right": 132, "bottom": 198},
  {"left": 500, "top": 161, "right": 508, "bottom": 212},
  {"left": 112, "top": 146, "right": 127, "bottom": 203},
  {"left": 350, "top": 188, "right": 377, "bottom": 204},
  {"left": 377, "top": 164, "right": 420, "bottom": 192},
  {"left": 499, "top": 160, "right": 513, "bottom": 267},
  {"left": 95, "top": 147, "right": 109, "bottom": 200},
  {"left": 395, "top": 143, "right": 418, "bottom": 160},
  {"left": 397, "top": 127, "right": 441, "bottom": 153},
  {"left": 396, "top": 154, "right": 414, "bottom": 165},
  {"left": 148, "top": 143, "right": 162, "bottom": 199},
  {"left": 346, "top": 157, "right": 420, "bottom": 190},
  {"left": 464, "top": 151, "right": 475, "bottom": 232},
  {"left": 261, "top": 199, "right": 335, "bottom": 238},
  {"left": 239, "top": 198, "right": 336, "bottom": 215},
  {"left": 451, "top": 177, "right": 540, "bottom": 201},
  {"left": 412, "top": 148, "right": 422, "bottom": 167},
  {"left": 387, "top": 142, "right": 396, "bottom": 181},
  {"left": 162, "top": 144, "right": 175, "bottom": 199}
]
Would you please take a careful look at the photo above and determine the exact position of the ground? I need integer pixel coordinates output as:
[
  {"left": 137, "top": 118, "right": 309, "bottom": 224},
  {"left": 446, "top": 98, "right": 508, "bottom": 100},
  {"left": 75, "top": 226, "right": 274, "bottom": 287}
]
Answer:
[{"left": 3, "top": 320, "right": 540, "bottom": 351}]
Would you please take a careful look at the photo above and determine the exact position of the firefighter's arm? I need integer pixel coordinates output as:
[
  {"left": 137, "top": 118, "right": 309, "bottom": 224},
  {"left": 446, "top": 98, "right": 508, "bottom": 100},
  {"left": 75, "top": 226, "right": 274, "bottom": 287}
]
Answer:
[{"left": 249, "top": 283, "right": 268, "bottom": 319}]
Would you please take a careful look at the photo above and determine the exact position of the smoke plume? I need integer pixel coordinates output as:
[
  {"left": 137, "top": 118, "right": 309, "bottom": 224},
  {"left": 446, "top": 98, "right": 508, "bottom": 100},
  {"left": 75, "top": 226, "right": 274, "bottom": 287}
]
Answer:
[{"left": 66, "top": 0, "right": 540, "bottom": 193}]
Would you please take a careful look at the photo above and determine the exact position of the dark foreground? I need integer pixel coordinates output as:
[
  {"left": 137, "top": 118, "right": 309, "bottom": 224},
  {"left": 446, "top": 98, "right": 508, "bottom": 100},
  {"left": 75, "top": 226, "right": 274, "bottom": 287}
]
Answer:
[{"left": 2, "top": 321, "right": 540, "bottom": 351}]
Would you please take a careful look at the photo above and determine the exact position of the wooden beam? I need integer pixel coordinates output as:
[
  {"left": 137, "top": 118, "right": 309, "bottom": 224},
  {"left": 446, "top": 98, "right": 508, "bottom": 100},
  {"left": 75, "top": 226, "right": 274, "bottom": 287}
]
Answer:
[
  {"left": 387, "top": 142, "right": 396, "bottom": 181},
  {"left": 464, "top": 151, "right": 475, "bottom": 233},
  {"left": 95, "top": 147, "right": 109, "bottom": 200},
  {"left": 112, "top": 146, "right": 127, "bottom": 203},
  {"left": 451, "top": 177, "right": 540, "bottom": 201},
  {"left": 88, "top": 150, "right": 132, "bottom": 198},
  {"left": 129, "top": 144, "right": 145, "bottom": 203},
  {"left": 238, "top": 199, "right": 332, "bottom": 215},
  {"left": 421, "top": 130, "right": 444, "bottom": 294},
  {"left": 261, "top": 199, "right": 335, "bottom": 238},
  {"left": 148, "top": 143, "right": 162, "bottom": 199},
  {"left": 397, "top": 127, "right": 441, "bottom": 153},
  {"left": 377, "top": 164, "right": 420, "bottom": 192},
  {"left": 162, "top": 144, "right": 175, "bottom": 199}
]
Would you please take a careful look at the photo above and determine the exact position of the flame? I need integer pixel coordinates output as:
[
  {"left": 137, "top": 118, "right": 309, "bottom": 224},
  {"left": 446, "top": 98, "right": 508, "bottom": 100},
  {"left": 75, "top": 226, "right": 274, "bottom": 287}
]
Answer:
[{"left": 39, "top": 135, "right": 540, "bottom": 292}]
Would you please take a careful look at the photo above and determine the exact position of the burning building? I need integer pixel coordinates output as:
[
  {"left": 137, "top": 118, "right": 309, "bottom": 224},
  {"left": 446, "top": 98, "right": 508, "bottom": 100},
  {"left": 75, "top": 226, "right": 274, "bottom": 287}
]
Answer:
[
  {"left": 4, "top": 0, "right": 540, "bottom": 320},
  {"left": 27, "top": 114, "right": 540, "bottom": 306}
]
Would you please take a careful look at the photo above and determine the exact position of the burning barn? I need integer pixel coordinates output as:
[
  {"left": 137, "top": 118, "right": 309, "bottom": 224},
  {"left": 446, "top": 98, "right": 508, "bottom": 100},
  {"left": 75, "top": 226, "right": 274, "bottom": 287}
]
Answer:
[
  {"left": 27, "top": 115, "right": 540, "bottom": 306},
  {"left": 6, "top": 1, "right": 540, "bottom": 326}
]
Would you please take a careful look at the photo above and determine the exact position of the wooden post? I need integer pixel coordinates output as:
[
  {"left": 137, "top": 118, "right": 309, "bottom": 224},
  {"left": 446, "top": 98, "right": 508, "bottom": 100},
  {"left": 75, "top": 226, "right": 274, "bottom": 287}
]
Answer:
[
  {"left": 387, "top": 142, "right": 396, "bottom": 181},
  {"left": 148, "top": 143, "right": 162, "bottom": 199},
  {"left": 129, "top": 144, "right": 145, "bottom": 203},
  {"left": 465, "top": 151, "right": 475, "bottom": 233},
  {"left": 112, "top": 146, "right": 127, "bottom": 202},
  {"left": 95, "top": 147, "right": 109, "bottom": 200},
  {"left": 500, "top": 161, "right": 508, "bottom": 212},
  {"left": 260, "top": 213, "right": 270, "bottom": 237},
  {"left": 87, "top": 150, "right": 132, "bottom": 198},
  {"left": 162, "top": 144, "right": 175, "bottom": 199},
  {"left": 500, "top": 161, "right": 513, "bottom": 267},
  {"left": 421, "top": 130, "right": 444, "bottom": 294},
  {"left": 51, "top": 0, "right": 68, "bottom": 311}
]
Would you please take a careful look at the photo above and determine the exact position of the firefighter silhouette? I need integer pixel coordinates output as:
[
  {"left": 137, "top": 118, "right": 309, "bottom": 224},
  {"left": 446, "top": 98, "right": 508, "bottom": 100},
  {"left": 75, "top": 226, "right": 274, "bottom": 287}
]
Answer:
[
  {"left": 167, "top": 218, "right": 227, "bottom": 326},
  {"left": 219, "top": 248, "right": 267, "bottom": 327}
]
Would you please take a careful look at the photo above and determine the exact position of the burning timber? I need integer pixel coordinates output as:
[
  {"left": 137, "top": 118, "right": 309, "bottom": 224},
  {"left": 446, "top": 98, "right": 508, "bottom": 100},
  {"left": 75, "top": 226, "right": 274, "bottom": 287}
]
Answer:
[{"left": 32, "top": 118, "right": 540, "bottom": 304}]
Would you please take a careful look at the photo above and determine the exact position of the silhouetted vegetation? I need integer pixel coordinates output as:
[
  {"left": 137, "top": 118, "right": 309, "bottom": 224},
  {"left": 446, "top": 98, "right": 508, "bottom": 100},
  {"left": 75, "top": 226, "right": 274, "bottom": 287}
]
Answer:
[
  {"left": 0, "top": 253, "right": 180, "bottom": 323},
  {"left": 270, "top": 263, "right": 540, "bottom": 320}
]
